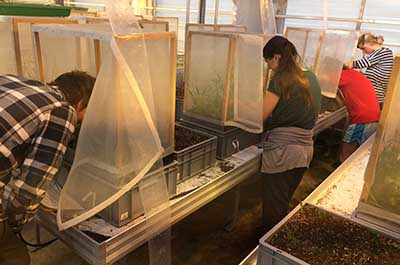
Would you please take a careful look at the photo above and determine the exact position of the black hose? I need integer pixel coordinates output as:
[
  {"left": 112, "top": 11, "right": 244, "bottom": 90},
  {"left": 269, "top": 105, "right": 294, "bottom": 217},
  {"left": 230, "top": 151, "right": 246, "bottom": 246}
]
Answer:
[{"left": 17, "top": 232, "right": 58, "bottom": 248}]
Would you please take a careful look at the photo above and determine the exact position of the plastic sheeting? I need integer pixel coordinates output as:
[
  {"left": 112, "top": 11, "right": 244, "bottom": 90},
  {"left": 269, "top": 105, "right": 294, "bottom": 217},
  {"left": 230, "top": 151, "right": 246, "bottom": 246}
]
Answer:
[
  {"left": 185, "top": 31, "right": 265, "bottom": 133},
  {"left": 233, "top": 0, "right": 276, "bottom": 34},
  {"left": 316, "top": 30, "right": 358, "bottom": 98},
  {"left": 58, "top": 1, "right": 173, "bottom": 264}
]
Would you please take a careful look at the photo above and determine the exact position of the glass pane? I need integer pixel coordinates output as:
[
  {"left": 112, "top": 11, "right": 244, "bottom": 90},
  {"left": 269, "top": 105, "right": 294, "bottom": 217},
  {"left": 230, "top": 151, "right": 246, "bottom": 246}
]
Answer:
[
  {"left": 363, "top": 0, "right": 400, "bottom": 20},
  {"left": 360, "top": 23, "right": 400, "bottom": 47},
  {"left": 366, "top": 65, "right": 400, "bottom": 217},
  {"left": 218, "top": 0, "right": 234, "bottom": 24},
  {"left": 287, "top": 0, "right": 361, "bottom": 19},
  {"left": 185, "top": 32, "right": 229, "bottom": 123}
]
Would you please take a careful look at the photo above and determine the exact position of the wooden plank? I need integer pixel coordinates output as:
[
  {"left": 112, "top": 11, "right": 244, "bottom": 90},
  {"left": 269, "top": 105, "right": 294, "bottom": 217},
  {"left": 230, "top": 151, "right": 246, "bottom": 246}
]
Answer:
[
  {"left": 11, "top": 20, "right": 23, "bottom": 76},
  {"left": 170, "top": 36, "right": 177, "bottom": 148},
  {"left": 360, "top": 55, "right": 400, "bottom": 202},
  {"left": 34, "top": 32, "right": 45, "bottom": 82},
  {"left": 222, "top": 36, "right": 235, "bottom": 122},
  {"left": 183, "top": 31, "right": 192, "bottom": 112},
  {"left": 313, "top": 31, "right": 324, "bottom": 72},
  {"left": 94, "top": 39, "right": 102, "bottom": 74},
  {"left": 115, "top": 31, "right": 175, "bottom": 40}
]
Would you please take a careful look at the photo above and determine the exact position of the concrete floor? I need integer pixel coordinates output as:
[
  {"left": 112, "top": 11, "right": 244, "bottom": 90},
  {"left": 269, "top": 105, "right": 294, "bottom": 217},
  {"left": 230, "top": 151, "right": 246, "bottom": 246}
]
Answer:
[{"left": 24, "top": 130, "right": 340, "bottom": 265}]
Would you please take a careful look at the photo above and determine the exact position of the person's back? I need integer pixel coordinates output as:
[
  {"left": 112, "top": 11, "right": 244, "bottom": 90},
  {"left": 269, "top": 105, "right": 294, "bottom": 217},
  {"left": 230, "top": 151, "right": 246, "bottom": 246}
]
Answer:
[
  {"left": 0, "top": 71, "right": 95, "bottom": 265},
  {"left": 353, "top": 33, "right": 394, "bottom": 107},
  {"left": 339, "top": 68, "right": 380, "bottom": 125}
]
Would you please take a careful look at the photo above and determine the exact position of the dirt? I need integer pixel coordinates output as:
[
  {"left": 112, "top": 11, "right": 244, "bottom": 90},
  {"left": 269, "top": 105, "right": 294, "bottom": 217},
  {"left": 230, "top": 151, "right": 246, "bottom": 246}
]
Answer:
[
  {"left": 175, "top": 126, "right": 209, "bottom": 151},
  {"left": 218, "top": 161, "right": 235, "bottom": 172},
  {"left": 269, "top": 204, "right": 400, "bottom": 265}
]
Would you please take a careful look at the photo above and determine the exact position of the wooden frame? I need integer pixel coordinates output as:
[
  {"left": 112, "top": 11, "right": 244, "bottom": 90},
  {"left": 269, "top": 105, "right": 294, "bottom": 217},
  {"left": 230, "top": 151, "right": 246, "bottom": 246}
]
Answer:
[
  {"left": 356, "top": 55, "right": 400, "bottom": 231},
  {"left": 183, "top": 30, "right": 270, "bottom": 126},
  {"left": 84, "top": 17, "right": 170, "bottom": 32},
  {"left": 185, "top": 23, "right": 247, "bottom": 40},
  {"left": 11, "top": 17, "right": 78, "bottom": 77}
]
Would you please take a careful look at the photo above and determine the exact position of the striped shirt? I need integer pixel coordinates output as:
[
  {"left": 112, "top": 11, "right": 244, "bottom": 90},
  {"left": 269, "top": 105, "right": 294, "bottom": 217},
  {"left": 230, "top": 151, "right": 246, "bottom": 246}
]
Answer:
[
  {"left": 353, "top": 47, "right": 394, "bottom": 103},
  {"left": 0, "top": 75, "right": 76, "bottom": 229}
]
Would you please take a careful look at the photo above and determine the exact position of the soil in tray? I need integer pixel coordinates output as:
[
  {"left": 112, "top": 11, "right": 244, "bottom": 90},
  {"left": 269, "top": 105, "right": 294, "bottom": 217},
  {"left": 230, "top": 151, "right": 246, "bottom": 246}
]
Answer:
[
  {"left": 269, "top": 204, "right": 400, "bottom": 265},
  {"left": 175, "top": 126, "right": 209, "bottom": 151}
]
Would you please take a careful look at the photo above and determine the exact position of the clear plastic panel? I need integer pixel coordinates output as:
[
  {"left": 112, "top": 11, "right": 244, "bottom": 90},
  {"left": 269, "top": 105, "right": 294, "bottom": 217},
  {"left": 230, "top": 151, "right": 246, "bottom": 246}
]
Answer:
[
  {"left": 316, "top": 30, "right": 356, "bottom": 98},
  {"left": 0, "top": 18, "right": 17, "bottom": 75},
  {"left": 225, "top": 34, "right": 264, "bottom": 133},
  {"left": 57, "top": 49, "right": 163, "bottom": 230},
  {"left": 39, "top": 32, "right": 97, "bottom": 82},
  {"left": 185, "top": 33, "right": 230, "bottom": 123},
  {"left": 366, "top": 69, "right": 400, "bottom": 218}
]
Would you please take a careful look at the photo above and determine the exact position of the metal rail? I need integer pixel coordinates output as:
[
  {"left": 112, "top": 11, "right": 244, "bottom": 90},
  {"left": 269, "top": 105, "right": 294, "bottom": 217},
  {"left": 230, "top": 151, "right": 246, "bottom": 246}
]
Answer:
[{"left": 36, "top": 155, "right": 261, "bottom": 265}]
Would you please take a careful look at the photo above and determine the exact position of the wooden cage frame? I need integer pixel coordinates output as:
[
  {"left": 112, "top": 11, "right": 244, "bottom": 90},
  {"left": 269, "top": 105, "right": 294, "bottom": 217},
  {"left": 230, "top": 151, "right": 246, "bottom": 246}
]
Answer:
[
  {"left": 11, "top": 17, "right": 79, "bottom": 77},
  {"left": 83, "top": 16, "right": 170, "bottom": 32},
  {"left": 33, "top": 24, "right": 177, "bottom": 154},
  {"left": 356, "top": 55, "right": 400, "bottom": 233},
  {"left": 183, "top": 30, "right": 270, "bottom": 125},
  {"left": 284, "top": 27, "right": 359, "bottom": 72}
]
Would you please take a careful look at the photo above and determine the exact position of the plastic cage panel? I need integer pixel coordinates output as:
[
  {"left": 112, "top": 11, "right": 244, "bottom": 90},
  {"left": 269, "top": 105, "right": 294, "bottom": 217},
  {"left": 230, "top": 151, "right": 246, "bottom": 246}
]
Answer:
[
  {"left": 184, "top": 31, "right": 267, "bottom": 133},
  {"left": 357, "top": 56, "right": 400, "bottom": 230}
]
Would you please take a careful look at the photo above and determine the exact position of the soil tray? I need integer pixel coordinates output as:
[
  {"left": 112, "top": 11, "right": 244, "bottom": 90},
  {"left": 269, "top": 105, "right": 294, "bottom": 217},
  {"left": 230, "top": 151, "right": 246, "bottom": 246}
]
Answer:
[
  {"left": 174, "top": 123, "right": 217, "bottom": 181},
  {"left": 259, "top": 203, "right": 400, "bottom": 265}
]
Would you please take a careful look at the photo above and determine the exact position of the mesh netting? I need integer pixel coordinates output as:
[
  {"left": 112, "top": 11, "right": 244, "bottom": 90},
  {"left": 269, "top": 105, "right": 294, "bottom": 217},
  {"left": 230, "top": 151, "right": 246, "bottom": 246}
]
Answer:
[
  {"left": 185, "top": 31, "right": 265, "bottom": 132},
  {"left": 316, "top": 30, "right": 358, "bottom": 98}
]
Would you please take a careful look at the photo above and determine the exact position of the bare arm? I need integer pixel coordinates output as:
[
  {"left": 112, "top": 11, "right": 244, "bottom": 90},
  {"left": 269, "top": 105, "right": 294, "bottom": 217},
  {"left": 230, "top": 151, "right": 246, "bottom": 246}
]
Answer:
[{"left": 263, "top": 90, "right": 279, "bottom": 120}]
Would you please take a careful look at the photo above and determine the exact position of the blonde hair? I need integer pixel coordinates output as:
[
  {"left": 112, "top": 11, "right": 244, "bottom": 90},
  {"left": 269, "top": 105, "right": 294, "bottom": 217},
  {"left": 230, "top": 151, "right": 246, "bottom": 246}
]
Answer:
[{"left": 357, "top": 33, "right": 384, "bottom": 48}]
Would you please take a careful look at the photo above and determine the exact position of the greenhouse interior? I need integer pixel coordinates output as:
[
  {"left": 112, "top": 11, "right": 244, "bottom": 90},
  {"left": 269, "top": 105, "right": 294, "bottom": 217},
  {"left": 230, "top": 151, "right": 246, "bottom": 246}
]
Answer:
[{"left": 0, "top": 0, "right": 399, "bottom": 264}]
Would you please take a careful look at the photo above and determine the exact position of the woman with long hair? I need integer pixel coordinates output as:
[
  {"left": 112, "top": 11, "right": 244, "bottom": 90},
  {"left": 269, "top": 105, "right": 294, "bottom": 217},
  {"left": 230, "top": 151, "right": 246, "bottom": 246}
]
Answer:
[
  {"left": 261, "top": 36, "right": 321, "bottom": 231},
  {"left": 353, "top": 33, "right": 394, "bottom": 109}
]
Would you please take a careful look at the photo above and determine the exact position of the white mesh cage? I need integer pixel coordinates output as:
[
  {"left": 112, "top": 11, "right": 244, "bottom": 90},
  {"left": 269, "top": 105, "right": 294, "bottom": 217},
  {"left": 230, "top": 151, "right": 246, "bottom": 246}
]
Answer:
[
  {"left": 225, "top": 34, "right": 265, "bottom": 133},
  {"left": 185, "top": 31, "right": 266, "bottom": 132},
  {"left": 56, "top": 45, "right": 163, "bottom": 229},
  {"left": 58, "top": 1, "right": 173, "bottom": 263},
  {"left": 316, "top": 30, "right": 357, "bottom": 98},
  {"left": 260, "top": 0, "right": 277, "bottom": 35},
  {"left": 35, "top": 27, "right": 97, "bottom": 82},
  {"left": 185, "top": 32, "right": 230, "bottom": 124},
  {"left": 285, "top": 28, "right": 323, "bottom": 69}
]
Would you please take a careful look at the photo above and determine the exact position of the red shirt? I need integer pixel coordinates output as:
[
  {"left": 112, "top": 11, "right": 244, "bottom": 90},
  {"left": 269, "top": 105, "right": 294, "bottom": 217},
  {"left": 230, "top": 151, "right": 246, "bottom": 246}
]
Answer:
[{"left": 339, "top": 69, "right": 380, "bottom": 124}]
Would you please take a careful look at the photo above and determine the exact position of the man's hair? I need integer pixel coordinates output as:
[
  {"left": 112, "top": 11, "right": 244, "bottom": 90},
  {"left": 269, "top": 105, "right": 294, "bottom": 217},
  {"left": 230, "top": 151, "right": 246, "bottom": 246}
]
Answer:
[{"left": 48, "top": 71, "right": 96, "bottom": 108}]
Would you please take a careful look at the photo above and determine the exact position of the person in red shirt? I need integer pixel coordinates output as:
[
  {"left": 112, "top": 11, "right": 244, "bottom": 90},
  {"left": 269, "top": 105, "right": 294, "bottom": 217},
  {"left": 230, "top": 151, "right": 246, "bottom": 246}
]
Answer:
[{"left": 338, "top": 65, "right": 380, "bottom": 162}]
